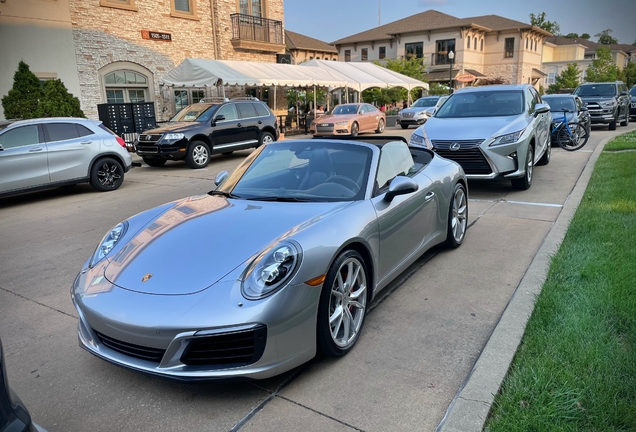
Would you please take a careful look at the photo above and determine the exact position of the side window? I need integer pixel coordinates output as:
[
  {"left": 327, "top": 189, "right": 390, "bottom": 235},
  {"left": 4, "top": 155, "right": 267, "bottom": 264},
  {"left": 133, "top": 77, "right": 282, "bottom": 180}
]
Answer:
[
  {"left": 0, "top": 125, "right": 41, "bottom": 149},
  {"left": 77, "top": 124, "right": 95, "bottom": 137},
  {"left": 253, "top": 102, "right": 269, "bottom": 117},
  {"left": 375, "top": 141, "right": 416, "bottom": 191},
  {"left": 45, "top": 123, "right": 81, "bottom": 142},
  {"left": 215, "top": 104, "right": 238, "bottom": 121},
  {"left": 236, "top": 102, "right": 257, "bottom": 119}
]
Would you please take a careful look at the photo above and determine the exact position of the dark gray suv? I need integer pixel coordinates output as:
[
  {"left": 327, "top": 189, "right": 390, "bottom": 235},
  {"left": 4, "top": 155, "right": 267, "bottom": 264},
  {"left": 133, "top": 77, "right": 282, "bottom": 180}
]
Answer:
[
  {"left": 573, "top": 81, "right": 631, "bottom": 130},
  {"left": 136, "top": 98, "right": 279, "bottom": 169}
]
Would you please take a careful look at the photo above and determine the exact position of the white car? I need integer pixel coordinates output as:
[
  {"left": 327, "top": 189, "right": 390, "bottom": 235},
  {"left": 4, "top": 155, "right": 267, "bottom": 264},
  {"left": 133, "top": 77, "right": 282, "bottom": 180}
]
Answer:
[{"left": 409, "top": 84, "right": 552, "bottom": 190}]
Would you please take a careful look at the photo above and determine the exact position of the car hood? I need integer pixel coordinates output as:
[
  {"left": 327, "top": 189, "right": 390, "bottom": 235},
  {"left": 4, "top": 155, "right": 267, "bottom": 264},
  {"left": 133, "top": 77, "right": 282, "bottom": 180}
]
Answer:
[
  {"left": 402, "top": 107, "right": 433, "bottom": 115},
  {"left": 143, "top": 122, "right": 201, "bottom": 135},
  {"left": 104, "top": 195, "right": 350, "bottom": 295},
  {"left": 423, "top": 115, "right": 528, "bottom": 141}
]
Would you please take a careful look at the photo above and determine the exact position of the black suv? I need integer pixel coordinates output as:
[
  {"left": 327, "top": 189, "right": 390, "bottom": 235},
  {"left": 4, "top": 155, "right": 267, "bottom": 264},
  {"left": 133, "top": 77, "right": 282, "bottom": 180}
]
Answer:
[
  {"left": 573, "top": 81, "right": 631, "bottom": 130},
  {"left": 630, "top": 85, "right": 636, "bottom": 119},
  {"left": 136, "top": 98, "right": 279, "bottom": 169}
]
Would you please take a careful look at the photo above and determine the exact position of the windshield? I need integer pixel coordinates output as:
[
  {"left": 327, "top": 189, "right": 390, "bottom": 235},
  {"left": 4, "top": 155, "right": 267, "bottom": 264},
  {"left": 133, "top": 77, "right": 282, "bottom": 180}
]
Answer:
[
  {"left": 574, "top": 84, "right": 616, "bottom": 97},
  {"left": 542, "top": 97, "right": 576, "bottom": 112},
  {"left": 411, "top": 98, "right": 439, "bottom": 108},
  {"left": 630, "top": 87, "right": 636, "bottom": 96},
  {"left": 216, "top": 141, "right": 373, "bottom": 202},
  {"left": 332, "top": 105, "right": 360, "bottom": 115},
  {"left": 170, "top": 104, "right": 217, "bottom": 122},
  {"left": 435, "top": 90, "right": 524, "bottom": 118}
]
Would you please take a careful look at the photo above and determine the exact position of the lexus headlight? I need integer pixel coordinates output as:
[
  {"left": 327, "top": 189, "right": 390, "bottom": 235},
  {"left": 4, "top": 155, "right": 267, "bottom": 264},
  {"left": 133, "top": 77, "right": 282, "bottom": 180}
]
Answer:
[
  {"left": 600, "top": 100, "right": 617, "bottom": 108},
  {"left": 241, "top": 241, "right": 301, "bottom": 300},
  {"left": 335, "top": 121, "right": 349, "bottom": 126},
  {"left": 162, "top": 133, "right": 185, "bottom": 141},
  {"left": 490, "top": 129, "right": 525, "bottom": 146},
  {"left": 410, "top": 129, "right": 432, "bottom": 149},
  {"left": 90, "top": 222, "right": 128, "bottom": 267}
]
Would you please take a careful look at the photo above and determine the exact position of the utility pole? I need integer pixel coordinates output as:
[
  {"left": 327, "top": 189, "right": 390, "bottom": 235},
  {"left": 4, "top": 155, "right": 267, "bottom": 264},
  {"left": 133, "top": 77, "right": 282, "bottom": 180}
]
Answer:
[{"left": 378, "top": 0, "right": 381, "bottom": 26}]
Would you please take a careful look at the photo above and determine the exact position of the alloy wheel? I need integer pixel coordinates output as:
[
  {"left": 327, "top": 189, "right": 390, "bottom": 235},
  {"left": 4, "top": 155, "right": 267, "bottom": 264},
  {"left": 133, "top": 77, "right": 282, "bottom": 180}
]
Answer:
[
  {"left": 193, "top": 144, "right": 209, "bottom": 166},
  {"left": 451, "top": 187, "right": 467, "bottom": 243},
  {"left": 328, "top": 257, "right": 367, "bottom": 348},
  {"left": 97, "top": 162, "right": 122, "bottom": 187}
]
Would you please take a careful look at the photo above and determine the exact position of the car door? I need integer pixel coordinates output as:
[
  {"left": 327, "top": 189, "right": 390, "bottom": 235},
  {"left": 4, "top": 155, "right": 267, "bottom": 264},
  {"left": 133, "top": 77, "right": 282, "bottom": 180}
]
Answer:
[
  {"left": 235, "top": 102, "right": 261, "bottom": 144},
  {"left": 371, "top": 142, "right": 437, "bottom": 283},
  {"left": 365, "top": 104, "right": 382, "bottom": 131},
  {"left": 0, "top": 124, "right": 49, "bottom": 194},
  {"left": 530, "top": 88, "right": 548, "bottom": 160},
  {"left": 210, "top": 103, "right": 245, "bottom": 151},
  {"left": 44, "top": 122, "right": 97, "bottom": 182}
]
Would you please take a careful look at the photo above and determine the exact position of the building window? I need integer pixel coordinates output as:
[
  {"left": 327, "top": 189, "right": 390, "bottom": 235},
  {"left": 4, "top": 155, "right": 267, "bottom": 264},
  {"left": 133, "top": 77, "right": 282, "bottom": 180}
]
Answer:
[
  {"left": 525, "top": 38, "right": 528, "bottom": 49},
  {"left": 379, "top": 46, "right": 386, "bottom": 59},
  {"left": 34, "top": 72, "right": 57, "bottom": 87},
  {"left": 467, "top": 36, "right": 471, "bottom": 49},
  {"left": 344, "top": 50, "right": 351, "bottom": 62},
  {"left": 504, "top": 37, "right": 514, "bottom": 58},
  {"left": 100, "top": 63, "right": 154, "bottom": 106},
  {"left": 171, "top": 0, "right": 198, "bottom": 19},
  {"left": 239, "top": 0, "right": 262, "bottom": 17},
  {"left": 361, "top": 48, "right": 368, "bottom": 61},
  {"left": 480, "top": 39, "right": 483, "bottom": 51},
  {"left": 547, "top": 72, "right": 556, "bottom": 85},
  {"left": 405, "top": 42, "right": 424, "bottom": 59},
  {"left": 100, "top": 0, "right": 138, "bottom": 11},
  {"left": 474, "top": 38, "right": 477, "bottom": 50},
  {"left": 435, "top": 39, "right": 455, "bottom": 64}
]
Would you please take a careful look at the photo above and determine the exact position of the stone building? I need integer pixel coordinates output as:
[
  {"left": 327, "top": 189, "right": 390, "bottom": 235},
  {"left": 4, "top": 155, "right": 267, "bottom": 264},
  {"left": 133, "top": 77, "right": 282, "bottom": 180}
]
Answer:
[
  {"left": 1, "top": 0, "right": 286, "bottom": 121},
  {"left": 332, "top": 10, "right": 551, "bottom": 91}
]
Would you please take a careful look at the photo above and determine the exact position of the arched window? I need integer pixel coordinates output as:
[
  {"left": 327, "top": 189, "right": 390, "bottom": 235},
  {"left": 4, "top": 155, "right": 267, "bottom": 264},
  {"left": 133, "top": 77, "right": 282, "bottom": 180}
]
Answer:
[
  {"left": 467, "top": 36, "right": 471, "bottom": 49},
  {"left": 101, "top": 66, "right": 152, "bottom": 104}
]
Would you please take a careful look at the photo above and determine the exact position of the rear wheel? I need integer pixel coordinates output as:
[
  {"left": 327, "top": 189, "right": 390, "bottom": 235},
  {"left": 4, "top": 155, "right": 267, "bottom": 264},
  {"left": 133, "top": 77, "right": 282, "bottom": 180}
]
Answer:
[
  {"left": 620, "top": 112, "right": 629, "bottom": 127},
  {"left": 317, "top": 250, "right": 368, "bottom": 357},
  {"left": 350, "top": 122, "right": 359, "bottom": 137},
  {"left": 375, "top": 119, "right": 385, "bottom": 133},
  {"left": 609, "top": 117, "right": 617, "bottom": 130},
  {"left": 537, "top": 141, "right": 551, "bottom": 165},
  {"left": 142, "top": 157, "right": 166, "bottom": 167},
  {"left": 90, "top": 158, "right": 124, "bottom": 192},
  {"left": 258, "top": 131, "right": 275, "bottom": 147},
  {"left": 511, "top": 145, "right": 533, "bottom": 190},
  {"left": 185, "top": 141, "right": 210, "bottom": 169},
  {"left": 445, "top": 183, "right": 468, "bottom": 248}
]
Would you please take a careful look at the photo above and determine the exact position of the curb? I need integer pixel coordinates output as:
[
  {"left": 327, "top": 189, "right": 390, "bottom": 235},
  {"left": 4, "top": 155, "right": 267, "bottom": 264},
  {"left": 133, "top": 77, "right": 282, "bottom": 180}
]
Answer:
[{"left": 436, "top": 133, "right": 621, "bottom": 432}]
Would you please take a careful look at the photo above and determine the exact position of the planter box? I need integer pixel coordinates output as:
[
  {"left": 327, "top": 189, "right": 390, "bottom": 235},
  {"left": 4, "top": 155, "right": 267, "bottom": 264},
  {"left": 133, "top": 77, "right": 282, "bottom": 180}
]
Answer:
[{"left": 385, "top": 115, "right": 398, "bottom": 127}]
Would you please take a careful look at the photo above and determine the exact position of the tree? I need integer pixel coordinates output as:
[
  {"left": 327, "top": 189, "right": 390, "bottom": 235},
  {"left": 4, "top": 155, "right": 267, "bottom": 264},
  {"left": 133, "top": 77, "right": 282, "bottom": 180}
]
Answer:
[
  {"left": 529, "top": 12, "right": 560, "bottom": 35},
  {"left": 1, "top": 61, "right": 43, "bottom": 119},
  {"left": 37, "top": 79, "right": 85, "bottom": 118},
  {"left": 374, "top": 56, "right": 426, "bottom": 81},
  {"left": 547, "top": 63, "right": 581, "bottom": 93},
  {"left": 585, "top": 46, "right": 619, "bottom": 82},
  {"left": 427, "top": 83, "right": 450, "bottom": 96},
  {"left": 621, "top": 62, "right": 636, "bottom": 87},
  {"left": 595, "top": 29, "right": 618, "bottom": 45},
  {"left": 581, "top": 33, "right": 591, "bottom": 40},
  {"left": 564, "top": 33, "right": 579, "bottom": 39}
]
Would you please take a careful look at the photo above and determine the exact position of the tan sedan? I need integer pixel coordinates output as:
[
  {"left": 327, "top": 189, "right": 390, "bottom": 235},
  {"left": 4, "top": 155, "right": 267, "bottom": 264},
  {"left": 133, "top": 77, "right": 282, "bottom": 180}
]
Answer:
[{"left": 311, "top": 103, "right": 386, "bottom": 137}]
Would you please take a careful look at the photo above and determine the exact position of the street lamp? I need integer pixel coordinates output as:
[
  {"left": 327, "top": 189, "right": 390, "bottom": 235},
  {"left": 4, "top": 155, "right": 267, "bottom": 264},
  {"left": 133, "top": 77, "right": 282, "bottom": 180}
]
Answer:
[{"left": 448, "top": 50, "right": 455, "bottom": 95}]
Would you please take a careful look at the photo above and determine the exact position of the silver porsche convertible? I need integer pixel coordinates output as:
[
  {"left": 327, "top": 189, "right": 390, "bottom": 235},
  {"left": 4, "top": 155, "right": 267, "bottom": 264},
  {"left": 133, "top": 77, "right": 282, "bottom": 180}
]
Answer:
[{"left": 72, "top": 137, "right": 468, "bottom": 380}]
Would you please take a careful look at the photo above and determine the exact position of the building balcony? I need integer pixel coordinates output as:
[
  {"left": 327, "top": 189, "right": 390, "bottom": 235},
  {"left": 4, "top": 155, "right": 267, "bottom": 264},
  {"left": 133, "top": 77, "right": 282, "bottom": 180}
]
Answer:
[{"left": 230, "top": 13, "right": 284, "bottom": 53}]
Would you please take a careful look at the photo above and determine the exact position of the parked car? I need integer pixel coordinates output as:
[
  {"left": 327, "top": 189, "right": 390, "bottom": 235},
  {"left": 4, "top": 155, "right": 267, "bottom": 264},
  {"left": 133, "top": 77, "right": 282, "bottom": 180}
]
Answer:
[
  {"left": 409, "top": 84, "right": 551, "bottom": 190},
  {"left": 0, "top": 337, "right": 47, "bottom": 432},
  {"left": 0, "top": 117, "right": 132, "bottom": 198},
  {"left": 72, "top": 136, "right": 467, "bottom": 380},
  {"left": 311, "top": 103, "right": 385, "bottom": 137},
  {"left": 135, "top": 98, "right": 279, "bottom": 169},
  {"left": 629, "top": 85, "right": 636, "bottom": 119},
  {"left": 397, "top": 96, "right": 440, "bottom": 129},
  {"left": 572, "top": 81, "right": 631, "bottom": 130},
  {"left": 542, "top": 94, "right": 591, "bottom": 144}
]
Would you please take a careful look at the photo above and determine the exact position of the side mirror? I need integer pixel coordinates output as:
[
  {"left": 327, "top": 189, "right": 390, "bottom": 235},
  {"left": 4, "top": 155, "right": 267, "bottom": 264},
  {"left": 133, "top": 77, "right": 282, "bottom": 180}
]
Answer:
[
  {"left": 214, "top": 170, "right": 229, "bottom": 186},
  {"left": 384, "top": 176, "right": 419, "bottom": 202},
  {"left": 534, "top": 103, "right": 550, "bottom": 116},
  {"left": 0, "top": 144, "right": 4, "bottom": 151},
  {"left": 212, "top": 115, "right": 226, "bottom": 125}
]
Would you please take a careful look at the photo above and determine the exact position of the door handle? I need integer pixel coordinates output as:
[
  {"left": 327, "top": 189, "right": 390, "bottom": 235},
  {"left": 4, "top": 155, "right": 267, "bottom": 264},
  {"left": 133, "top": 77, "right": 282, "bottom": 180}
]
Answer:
[
  {"left": 425, "top": 192, "right": 435, "bottom": 202},
  {"left": 237, "top": 123, "right": 242, "bottom": 127},
  {"left": 29, "top": 147, "right": 43, "bottom": 152},
  {"left": 258, "top": 120, "right": 262, "bottom": 124},
  {"left": 81, "top": 140, "right": 92, "bottom": 145}
]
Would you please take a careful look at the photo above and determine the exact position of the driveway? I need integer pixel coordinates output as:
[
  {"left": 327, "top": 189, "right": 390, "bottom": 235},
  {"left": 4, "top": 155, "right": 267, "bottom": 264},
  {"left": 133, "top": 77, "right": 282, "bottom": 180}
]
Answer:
[{"left": 0, "top": 124, "right": 631, "bottom": 431}]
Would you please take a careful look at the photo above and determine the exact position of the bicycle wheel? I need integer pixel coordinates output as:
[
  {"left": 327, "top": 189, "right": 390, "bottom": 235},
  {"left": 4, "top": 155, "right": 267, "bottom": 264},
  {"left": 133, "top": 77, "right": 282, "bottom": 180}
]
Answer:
[{"left": 557, "top": 123, "right": 588, "bottom": 151}]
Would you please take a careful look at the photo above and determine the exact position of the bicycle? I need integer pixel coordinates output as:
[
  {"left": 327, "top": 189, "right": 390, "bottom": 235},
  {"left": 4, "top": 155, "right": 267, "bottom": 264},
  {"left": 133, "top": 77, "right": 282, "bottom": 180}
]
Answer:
[{"left": 551, "top": 108, "right": 590, "bottom": 151}]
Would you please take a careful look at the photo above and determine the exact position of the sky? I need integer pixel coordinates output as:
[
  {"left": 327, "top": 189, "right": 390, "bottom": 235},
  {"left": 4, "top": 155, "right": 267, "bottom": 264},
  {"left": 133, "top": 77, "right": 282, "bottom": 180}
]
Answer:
[{"left": 284, "top": 0, "right": 635, "bottom": 46}]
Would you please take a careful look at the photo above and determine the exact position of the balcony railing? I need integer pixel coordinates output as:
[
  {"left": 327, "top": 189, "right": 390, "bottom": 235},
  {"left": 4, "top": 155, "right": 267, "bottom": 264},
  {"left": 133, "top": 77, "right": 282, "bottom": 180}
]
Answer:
[{"left": 230, "top": 13, "right": 283, "bottom": 46}]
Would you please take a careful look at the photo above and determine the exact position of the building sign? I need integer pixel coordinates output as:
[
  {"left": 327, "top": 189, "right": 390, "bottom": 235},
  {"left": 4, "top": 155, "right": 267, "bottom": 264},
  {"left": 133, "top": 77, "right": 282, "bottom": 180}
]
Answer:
[
  {"left": 141, "top": 30, "right": 172, "bottom": 42},
  {"left": 456, "top": 73, "right": 476, "bottom": 83}
]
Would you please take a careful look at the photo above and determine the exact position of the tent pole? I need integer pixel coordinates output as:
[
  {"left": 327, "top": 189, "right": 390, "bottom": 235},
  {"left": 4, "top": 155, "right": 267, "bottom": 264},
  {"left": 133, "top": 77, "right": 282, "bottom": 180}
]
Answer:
[{"left": 313, "top": 85, "right": 316, "bottom": 114}]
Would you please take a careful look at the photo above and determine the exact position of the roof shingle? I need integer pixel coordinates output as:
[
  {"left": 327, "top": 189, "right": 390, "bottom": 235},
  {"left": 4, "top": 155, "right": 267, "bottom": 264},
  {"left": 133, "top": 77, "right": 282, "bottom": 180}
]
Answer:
[{"left": 285, "top": 30, "right": 338, "bottom": 53}]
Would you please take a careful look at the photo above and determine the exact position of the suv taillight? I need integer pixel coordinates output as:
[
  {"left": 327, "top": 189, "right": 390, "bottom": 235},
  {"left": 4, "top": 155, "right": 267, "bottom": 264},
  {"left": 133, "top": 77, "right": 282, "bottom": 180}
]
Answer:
[{"left": 116, "top": 136, "right": 126, "bottom": 148}]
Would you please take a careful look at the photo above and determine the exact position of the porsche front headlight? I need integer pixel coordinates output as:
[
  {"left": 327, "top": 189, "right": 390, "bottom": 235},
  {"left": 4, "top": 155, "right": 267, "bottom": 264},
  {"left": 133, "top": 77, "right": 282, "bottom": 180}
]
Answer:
[
  {"left": 90, "top": 222, "right": 128, "bottom": 267},
  {"left": 241, "top": 241, "right": 301, "bottom": 300}
]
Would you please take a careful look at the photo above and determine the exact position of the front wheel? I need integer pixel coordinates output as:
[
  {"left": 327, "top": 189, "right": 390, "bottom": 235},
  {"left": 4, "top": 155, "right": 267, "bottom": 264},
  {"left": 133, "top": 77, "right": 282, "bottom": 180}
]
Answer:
[
  {"left": 142, "top": 157, "right": 167, "bottom": 167},
  {"left": 400, "top": 124, "right": 409, "bottom": 129},
  {"left": 445, "top": 183, "right": 468, "bottom": 248},
  {"left": 511, "top": 145, "right": 534, "bottom": 190},
  {"left": 557, "top": 123, "right": 588, "bottom": 151},
  {"left": 350, "top": 122, "right": 359, "bottom": 137},
  {"left": 375, "top": 119, "right": 385, "bottom": 133},
  {"left": 317, "top": 250, "right": 369, "bottom": 357},
  {"left": 620, "top": 112, "right": 629, "bottom": 127},
  {"left": 185, "top": 141, "right": 210, "bottom": 169},
  {"left": 537, "top": 141, "right": 551, "bottom": 165},
  {"left": 258, "top": 131, "right": 275, "bottom": 147},
  {"left": 90, "top": 158, "right": 124, "bottom": 192}
]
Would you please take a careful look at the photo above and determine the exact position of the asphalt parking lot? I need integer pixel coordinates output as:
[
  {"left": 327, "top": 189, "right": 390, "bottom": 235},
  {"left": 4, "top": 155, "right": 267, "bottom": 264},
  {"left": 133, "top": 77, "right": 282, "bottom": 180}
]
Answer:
[{"left": 0, "top": 123, "right": 632, "bottom": 431}]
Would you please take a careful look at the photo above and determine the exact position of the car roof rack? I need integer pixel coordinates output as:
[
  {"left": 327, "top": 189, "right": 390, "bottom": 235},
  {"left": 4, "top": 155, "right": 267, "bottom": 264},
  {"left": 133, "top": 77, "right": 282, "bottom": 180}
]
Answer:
[
  {"left": 231, "top": 96, "right": 260, "bottom": 101},
  {"left": 199, "top": 97, "right": 229, "bottom": 103}
]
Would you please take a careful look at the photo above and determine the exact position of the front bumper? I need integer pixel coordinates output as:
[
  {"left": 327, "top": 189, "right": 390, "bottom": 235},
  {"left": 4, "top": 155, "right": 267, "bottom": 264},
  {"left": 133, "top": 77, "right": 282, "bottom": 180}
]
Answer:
[
  {"left": 72, "top": 270, "right": 320, "bottom": 380},
  {"left": 588, "top": 108, "right": 617, "bottom": 124},
  {"left": 135, "top": 138, "right": 187, "bottom": 159}
]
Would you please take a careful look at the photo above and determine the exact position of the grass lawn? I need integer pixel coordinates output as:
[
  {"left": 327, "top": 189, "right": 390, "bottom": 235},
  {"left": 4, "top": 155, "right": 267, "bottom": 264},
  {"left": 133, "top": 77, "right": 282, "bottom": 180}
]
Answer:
[{"left": 485, "top": 135, "right": 636, "bottom": 431}]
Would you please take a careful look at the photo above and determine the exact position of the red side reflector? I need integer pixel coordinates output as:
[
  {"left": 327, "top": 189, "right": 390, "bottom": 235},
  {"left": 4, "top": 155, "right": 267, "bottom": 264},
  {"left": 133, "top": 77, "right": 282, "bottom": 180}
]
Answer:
[{"left": 116, "top": 136, "right": 126, "bottom": 148}]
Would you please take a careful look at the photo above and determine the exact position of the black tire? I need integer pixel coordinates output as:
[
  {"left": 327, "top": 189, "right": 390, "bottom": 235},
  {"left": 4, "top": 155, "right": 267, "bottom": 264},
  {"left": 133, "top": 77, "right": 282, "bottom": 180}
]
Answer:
[
  {"left": 557, "top": 124, "right": 588, "bottom": 151},
  {"left": 258, "top": 131, "right": 275, "bottom": 147},
  {"left": 350, "top": 122, "right": 359, "bottom": 137},
  {"left": 142, "top": 157, "right": 167, "bottom": 167},
  {"left": 537, "top": 141, "right": 551, "bottom": 165},
  {"left": 375, "top": 119, "right": 385, "bottom": 133},
  {"left": 620, "top": 112, "right": 629, "bottom": 127},
  {"left": 400, "top": 124, "right": 409, "bottom": 129},
  {"left": 185, "top": 140, "right": 210, "bottom": 169},
  {"left": 511, "top": 145, "right": 534, "bottom": 190},
  {"left": 608, "top": 118, "right": 617, "bottom": 130},
  {"left": 445, "top": 183, "right": 468, "bottom": 248},
  {"left": 90, "top": 157, "right": 124, "bottom": 192},
  {"left": 317, "top": 249, "right": 369, "bottom": 358}
]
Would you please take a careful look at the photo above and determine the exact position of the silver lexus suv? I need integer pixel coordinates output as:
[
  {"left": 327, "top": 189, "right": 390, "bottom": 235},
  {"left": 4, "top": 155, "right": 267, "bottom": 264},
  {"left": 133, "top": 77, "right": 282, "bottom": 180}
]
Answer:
[
  {"left": 409, "top": 84, "right": 551, "bottom": 190},
  {"left": 0, "top": 117, "right": 132, "bottom": 198}
]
